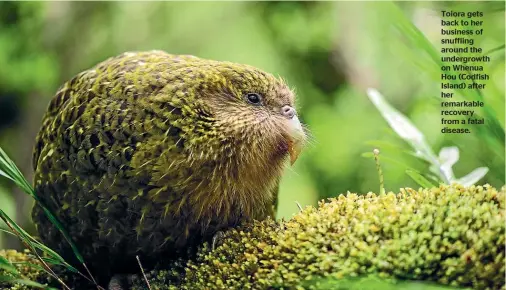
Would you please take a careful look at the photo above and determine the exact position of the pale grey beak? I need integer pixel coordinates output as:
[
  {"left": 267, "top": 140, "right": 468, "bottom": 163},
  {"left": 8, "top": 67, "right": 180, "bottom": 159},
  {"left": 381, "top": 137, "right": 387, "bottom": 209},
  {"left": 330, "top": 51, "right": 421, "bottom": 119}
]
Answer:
[{"left": 287, "top": 115, "right": 305, "bottom": 165}]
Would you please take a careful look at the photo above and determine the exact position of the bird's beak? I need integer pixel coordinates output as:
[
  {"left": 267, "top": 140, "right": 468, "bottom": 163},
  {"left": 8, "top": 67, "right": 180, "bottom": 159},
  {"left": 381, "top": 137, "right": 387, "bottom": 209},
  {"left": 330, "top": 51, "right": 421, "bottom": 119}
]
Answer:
[
  {"left": 287, "top": 115, "right": 305, "bottom": 166},
  {"left": 288, "top": 139, "right": 303, "bottom": 165}
]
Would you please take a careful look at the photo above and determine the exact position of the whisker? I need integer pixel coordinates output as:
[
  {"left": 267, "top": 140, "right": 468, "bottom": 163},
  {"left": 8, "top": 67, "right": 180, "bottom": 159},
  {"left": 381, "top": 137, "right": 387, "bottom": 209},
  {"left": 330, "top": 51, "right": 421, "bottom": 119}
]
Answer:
[{"left": 286, "top": 166, "right": 301, "bottom": 178}]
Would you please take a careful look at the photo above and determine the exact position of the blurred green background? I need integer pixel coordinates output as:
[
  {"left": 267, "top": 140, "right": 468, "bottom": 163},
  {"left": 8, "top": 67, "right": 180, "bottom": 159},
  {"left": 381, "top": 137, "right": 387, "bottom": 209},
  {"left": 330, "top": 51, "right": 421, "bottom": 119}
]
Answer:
[{"left": 0, "top": 1, "right": 504, "bottom": 250}]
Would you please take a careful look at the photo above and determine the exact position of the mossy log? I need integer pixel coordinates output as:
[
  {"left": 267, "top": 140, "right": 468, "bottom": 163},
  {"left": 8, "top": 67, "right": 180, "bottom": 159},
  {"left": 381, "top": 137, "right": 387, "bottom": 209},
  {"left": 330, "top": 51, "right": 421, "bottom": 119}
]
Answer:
[{"left": 1, "top": 184, "right": 504, "bottom": 289}]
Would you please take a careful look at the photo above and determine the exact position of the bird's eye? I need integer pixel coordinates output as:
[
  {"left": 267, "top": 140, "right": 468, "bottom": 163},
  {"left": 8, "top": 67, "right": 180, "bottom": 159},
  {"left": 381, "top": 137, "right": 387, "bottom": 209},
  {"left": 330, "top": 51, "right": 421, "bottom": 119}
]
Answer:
[{"left": 245, "top": 93, "right": 262, "bottom": 105}]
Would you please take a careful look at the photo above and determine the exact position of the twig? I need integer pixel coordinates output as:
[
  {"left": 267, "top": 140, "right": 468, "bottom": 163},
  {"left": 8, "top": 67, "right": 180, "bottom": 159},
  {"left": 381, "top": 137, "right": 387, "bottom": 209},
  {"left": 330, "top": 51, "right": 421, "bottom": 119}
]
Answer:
[
  {"left": 1, "top": 218, "right": 72, "bottom": 290},
  {"left": 295, "top": 201, "right": 303, "bottom": 212},
  {"left": 82, "top": 263, "right": 105, "bottom": 290},
  {"left": 136, "top": 255, "right": 151, "bottom": 290},
  {"left": 2, "top": 225, "right": 100, "bottom": 287}
]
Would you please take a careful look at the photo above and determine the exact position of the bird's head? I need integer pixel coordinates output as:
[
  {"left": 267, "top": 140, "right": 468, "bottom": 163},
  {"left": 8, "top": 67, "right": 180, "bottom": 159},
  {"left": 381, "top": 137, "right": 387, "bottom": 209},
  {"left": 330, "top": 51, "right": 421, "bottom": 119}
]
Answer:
[
  {"left": 166, "top": 60, "right": 306, "bottom": 195},
  {"left": 204, "top": 62, "right": 305, "bottom": 166}
]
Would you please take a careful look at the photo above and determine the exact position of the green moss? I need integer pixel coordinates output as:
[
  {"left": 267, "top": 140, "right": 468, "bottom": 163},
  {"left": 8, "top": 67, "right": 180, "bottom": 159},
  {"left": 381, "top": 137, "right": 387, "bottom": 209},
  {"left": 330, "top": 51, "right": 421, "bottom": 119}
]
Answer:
[
  {"left": 0, "top": 249, "right": 49, "bottom": 290},
  {"left": 1, "top": 184, "right": 504, "bottom": 289},
  {"left": 131, "top": 184, "right": 504, "bottom": 290}
]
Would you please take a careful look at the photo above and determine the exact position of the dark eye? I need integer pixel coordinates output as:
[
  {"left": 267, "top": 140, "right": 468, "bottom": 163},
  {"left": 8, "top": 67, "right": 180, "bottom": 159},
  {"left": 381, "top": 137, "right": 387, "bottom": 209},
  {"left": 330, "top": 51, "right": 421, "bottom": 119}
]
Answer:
[{"left": 245, "top": 93, "right": 262, "bottom": 105}]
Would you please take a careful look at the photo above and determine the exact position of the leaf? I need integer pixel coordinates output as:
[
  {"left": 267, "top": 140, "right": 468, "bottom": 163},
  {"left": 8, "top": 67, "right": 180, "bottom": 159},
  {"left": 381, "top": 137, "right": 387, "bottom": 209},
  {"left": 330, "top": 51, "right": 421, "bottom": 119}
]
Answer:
[
  {"left": 366, "top": 88, "right": 439, "bottom": 166},
  {"left": 367, "top": 89, "right": 424, "bottom": 144},
  {"left": 0, "top": 209, "right": 78, "bottom": 276},
  {"left": 0, "top": 256, "right": 20, "bottom": 275},
  {"left": 378, "top": 2, "right": 504, "bottom": 178},
  {"left": 484, "top": 44, "right": 505, "bottom": 56},
  {"left": 0, "top": 228, "right": 13, "bottom": 235},
  {"left": 0, "top": 210, "right": 35, "bottom": 248},
  {"left": 0, "top": 275, "right": 54, "bottom": 289},
  {"left": 366, "top": 89, "right": 465, "bottom": 184},
  {"left": 0, "top": 148, "right": 34, "bottom": 196},
  {"left": 0, "top": 146, "right": 85, "bottom": 264},
  {"left": 406, "top": 169, "right": 436, "bottom": 188},
  {"left": 40, "top": 257, "right": 78, "bottom": 273},
  {"left": 361, "top": 152, "right": 375, "bottom": 158},
  {"left": 0, "top": 168, "right": 15, "bottom": 182},
  {"left": 367, "top": 75, "right": 494, "bottom": 186},
  {"left": 438, "top": 146, "right": 459, "bottom": 182},
  {"left": 457, "top": 167, "right": 489, "bottom": 187},
  {"left": 438, "top": 147, "right": 459, "bottom": 169}
]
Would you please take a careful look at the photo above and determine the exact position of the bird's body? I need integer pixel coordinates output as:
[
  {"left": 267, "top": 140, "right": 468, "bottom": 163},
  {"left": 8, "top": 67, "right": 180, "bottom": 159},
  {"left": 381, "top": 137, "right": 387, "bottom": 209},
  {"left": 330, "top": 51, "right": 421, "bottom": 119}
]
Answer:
[{"left": 31, "top": 51, "right": 304, "bottom": 280}]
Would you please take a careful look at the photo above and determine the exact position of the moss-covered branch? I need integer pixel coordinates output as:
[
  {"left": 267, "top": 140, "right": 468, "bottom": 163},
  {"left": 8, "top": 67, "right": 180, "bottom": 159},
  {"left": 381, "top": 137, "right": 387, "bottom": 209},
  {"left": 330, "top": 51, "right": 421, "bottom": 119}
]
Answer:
[{"left": 1, "top": 184, "right": 504, "bottom": 290}]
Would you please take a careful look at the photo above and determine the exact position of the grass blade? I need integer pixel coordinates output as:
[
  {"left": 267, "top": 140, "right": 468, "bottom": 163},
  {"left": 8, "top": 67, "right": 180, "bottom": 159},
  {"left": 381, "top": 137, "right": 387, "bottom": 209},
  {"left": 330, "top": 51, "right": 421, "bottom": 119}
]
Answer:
[
  {"left": 484, "top": 44, "right": 505, "bottom": 56},
  {"left": 0, "top": 210, "right": 72, "bottom": 290},
  {"left": 0, "top": 256, "right": 20, "bottom": 275},
  {"left": 457, "top": 167, "right": 489, "bottom": 187},
  {"left": 366, "top": 88, "right": 439, "bottom": 165},
  {"left": 366, "top": 88, "right": 451, "bottom": 184},
  {"left": 0, "top": 275, "right": 57, "bottom": 289},
  {"left": 0, "top": 147, "right": 85, "bottom": 264},
  {"left": 406, "top": 169, "right": 437, "bottom": 188}
]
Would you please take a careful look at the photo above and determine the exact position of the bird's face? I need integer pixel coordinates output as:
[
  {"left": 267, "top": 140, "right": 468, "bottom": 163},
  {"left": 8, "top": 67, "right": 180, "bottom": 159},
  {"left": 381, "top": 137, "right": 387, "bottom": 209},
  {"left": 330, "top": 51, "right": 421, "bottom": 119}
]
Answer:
[
  {"left": 198, "top": 63, "right": 306, "bottom": 178},
  {"left": 146, "top": 58, "right": 307, "bottom": 220}
]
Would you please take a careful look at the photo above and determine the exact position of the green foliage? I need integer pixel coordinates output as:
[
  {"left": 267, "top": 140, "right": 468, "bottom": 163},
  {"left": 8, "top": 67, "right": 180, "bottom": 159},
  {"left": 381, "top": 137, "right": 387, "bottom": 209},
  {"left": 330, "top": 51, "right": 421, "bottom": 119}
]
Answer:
[
  {"left": 360, "top": 1, "right": 504, "bottom": 191},
  {"left": 367, "top": 89, "right": 489, "bottom": 187},
  {"left": 0, "top": 147, "right": 101, "bottom": 289},
  {"left": 405, "top": 169, "right": 436, "bottom": 188},
  {"left": 0, "top": 147, "right": 82, "bottom": 263},
  {"left": 0, "top": 2, "right": 58, "bottom": 94},
  {"left": 0, "top": 249, "right": 54, "bottom": 290}
]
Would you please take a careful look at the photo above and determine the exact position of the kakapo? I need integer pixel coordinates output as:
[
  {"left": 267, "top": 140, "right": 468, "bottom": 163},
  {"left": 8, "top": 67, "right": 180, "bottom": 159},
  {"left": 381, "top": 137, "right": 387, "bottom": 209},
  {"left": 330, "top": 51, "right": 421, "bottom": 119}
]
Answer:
[{"left": 31, "top": 51, "right": 306, "bottom": 281}]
